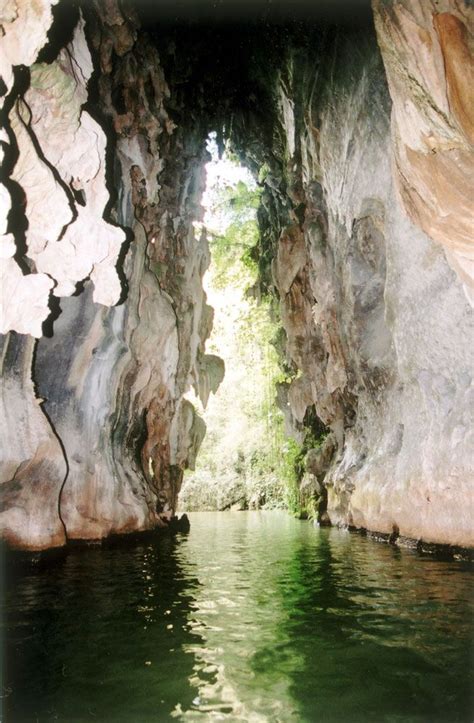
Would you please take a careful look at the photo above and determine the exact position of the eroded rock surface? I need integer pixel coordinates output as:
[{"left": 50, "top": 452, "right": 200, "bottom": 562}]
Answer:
[
  {"left": 1, "top": 5, "right": 125, "bottom": 340},
  {"left": 0, "top": 334, "right": 67, "bottom": 549},
  {"left": 1, "top": 1, "right": 220, "bottom": 547},
  {"left": 232, "top": 12, "right": 473, "bottom": 546},
  {"left": 373, "top": 0, "right": 474, "bottom": 303}
]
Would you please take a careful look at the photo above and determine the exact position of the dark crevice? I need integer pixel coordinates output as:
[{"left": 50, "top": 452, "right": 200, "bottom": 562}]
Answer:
[
  {"left": 30, "top": 341, "right": 70, "bottom": 542},
  {"left": 41, "top": 294, "right": 62, "bottom": 338},
  {"left": 42, "top": 403, "right": 70, "bottom": 544},
  {"left": 1, "top": 67, "right": 31, "bottom": 274},
  {"left": 80, "top": 7, "right": 134, "bottom": 306},
  {"left": 36, "top": 2, "right": 80, "bottom": 64},
  {"left": 14, "top": 94, "right": 78, "bottom": 234}
]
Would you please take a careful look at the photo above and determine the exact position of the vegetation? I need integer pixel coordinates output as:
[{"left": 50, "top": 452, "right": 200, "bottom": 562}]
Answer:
[
  {"left": 180, "top": 145, "right": 290, "bottom": 511},
  {"left": 179, "top": 142, "right": 329, "bottom": 515}
]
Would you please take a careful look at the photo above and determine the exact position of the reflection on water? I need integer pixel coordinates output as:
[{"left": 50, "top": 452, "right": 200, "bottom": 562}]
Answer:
[
  {"left": 2, "top": 512, "right": 473, "bottom": 722},
  {"left": 2, "top": 536, "right": 203, "bottom": 722}
]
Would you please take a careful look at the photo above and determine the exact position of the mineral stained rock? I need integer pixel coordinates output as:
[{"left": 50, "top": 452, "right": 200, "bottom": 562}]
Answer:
[
  {"left": 246, "top": 8, "right": 473, "bottom": 547},
  {"left": 1, "top": 6, "right": 125, "bottom": 339},
  {"left": 0, "top": 0, "right": 472, "bottom": 549},
  {"left": 373, "top": 0, "right": 474, "bottom": 304},
  {"left": 0, "top": 0, "right": 58, "bottom": 338},
  {"left": 1, "top": 1, "right": 219, "bottom": 548}
]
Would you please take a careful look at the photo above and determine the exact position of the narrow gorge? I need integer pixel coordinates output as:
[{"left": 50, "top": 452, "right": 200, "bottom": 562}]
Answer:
[{"left": 1, "top": 0, "right": 472, "bottom": 551}]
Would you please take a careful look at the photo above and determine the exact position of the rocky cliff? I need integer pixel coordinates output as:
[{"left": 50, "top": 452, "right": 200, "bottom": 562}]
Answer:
[
  {"left": 0, "top": 0, "right": 472, "bottom": 549},
  {"left": 235, "top": 1, "right": 473, "bottom": 547},
  {"left": 0, "top": 0, "right": 221, "bottom": 548}
]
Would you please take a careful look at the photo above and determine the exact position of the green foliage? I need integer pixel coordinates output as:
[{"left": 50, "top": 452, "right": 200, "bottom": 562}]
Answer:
[
  {"left": 280, "top": 438, "right": 304, "bottom": 514},
  {"left": 298, "top": 495, "right": 319, "bottom": 522},
  {"left": 258, "top": 162, "right": 270, "bottom": 184},
  {"left": 301, "top": 406, "right": 330, "bottom": 452},
  {"left": 206, "top": 180, "right": 261, "bottom": 289},
  {"left": 282, "top": 409, "right": 330, "bottom": 519},
  {"left": 180, "top": 151, "right": 329, "bottom": 515},
  {"left": 180, "top": 154, "right": 291, "bottom": 511}
]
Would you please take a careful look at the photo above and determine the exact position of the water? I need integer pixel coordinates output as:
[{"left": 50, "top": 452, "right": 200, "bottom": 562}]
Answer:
[{"left": 1, "top": 511, "right": 473, "bottom": 722}]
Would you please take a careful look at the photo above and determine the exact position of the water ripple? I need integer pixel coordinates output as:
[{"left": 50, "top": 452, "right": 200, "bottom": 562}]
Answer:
[{"left": 2, "top": 511, "right": 473, "bottom": 722}]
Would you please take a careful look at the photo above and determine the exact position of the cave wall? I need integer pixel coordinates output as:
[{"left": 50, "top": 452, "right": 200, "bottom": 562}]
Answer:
[
  {"left": 0, "top": 0, "right": 472, "bottom": 549},
  {"left": 0, "top": 0, "right": 221, "bottom": 548},
  {"left": 374, "top": 0, "right": 474, "bottom": 304},
  {"left": 235, "top": 3, "right": 473, "bottom": 546},
  {"left": 315, "top": 24, "right": 473, "bottom": 546}
]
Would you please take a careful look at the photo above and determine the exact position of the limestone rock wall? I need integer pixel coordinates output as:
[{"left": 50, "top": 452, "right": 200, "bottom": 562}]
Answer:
[
  {"left": 317, "top": 32, "right": 473, "bottom": 546},
  {"left": 1, "top": 4, "right": 125, "bottom": 336},
  {"left": 373, "top": 0, "right": 474, "bottom": 304},
  {"left": 0, "top": 333, "right": 67, "bottom": 548},
  {"left": 0, "top": 1, "right": 219, "bottom": 548},
  {"left": 246, "top": 14, "right": 473, "bottom": 546}
]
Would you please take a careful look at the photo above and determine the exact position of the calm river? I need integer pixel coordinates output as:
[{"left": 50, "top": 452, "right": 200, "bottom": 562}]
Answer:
[{"left": 2, "top": 511, "right": 473, "bottom": 722}]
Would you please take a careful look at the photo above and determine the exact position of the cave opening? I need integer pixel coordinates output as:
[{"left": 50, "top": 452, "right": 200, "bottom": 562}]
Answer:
[
  {"left": 138, "top": 9, "right": 351, "bottom": 520},
  {"left": 178, "top": 132, "right": 289, "bottom": 512}
]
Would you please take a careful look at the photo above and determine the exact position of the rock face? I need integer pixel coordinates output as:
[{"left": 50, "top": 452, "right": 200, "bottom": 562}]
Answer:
[
  {"left": 373, "top": 0, "right": 474, "bottom": 304},
  {"left": 238, "top": 10, "right": 473, "bottom": 547},
  {"left": 1, "top": 1, "right": 220, "bottom": 548},
  {"left": 1, "top": 7, "right": 125, "bottom": 337},
  {"left": 0, "top": 0, "right": 472, "bottom": 548}
]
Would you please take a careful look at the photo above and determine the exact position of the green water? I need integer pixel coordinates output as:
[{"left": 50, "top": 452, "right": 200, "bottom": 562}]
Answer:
[{"left": 2, "top": 511, "right": 473, "bottom": 722}]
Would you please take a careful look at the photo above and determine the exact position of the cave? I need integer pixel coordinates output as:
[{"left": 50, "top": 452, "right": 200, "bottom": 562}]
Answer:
[
  {"left": 1, "top": 0, "right": 473, "bottom": 719},
  {"left": 2, "top": 0, "right": 472, "bottom": 551}
]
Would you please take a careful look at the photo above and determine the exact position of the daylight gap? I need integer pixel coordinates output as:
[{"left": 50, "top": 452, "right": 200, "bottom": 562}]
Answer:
[{"left": 178, "top": 133, "right": 287, "bottom": 512}]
